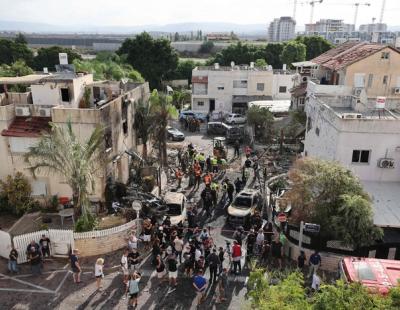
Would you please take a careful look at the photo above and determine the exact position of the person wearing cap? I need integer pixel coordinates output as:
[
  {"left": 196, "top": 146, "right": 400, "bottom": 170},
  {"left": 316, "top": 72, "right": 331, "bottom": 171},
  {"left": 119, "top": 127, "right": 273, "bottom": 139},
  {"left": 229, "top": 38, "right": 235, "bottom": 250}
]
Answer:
[
  {"left": 71, "top": 249, "right": 81, "bottom": 283},
  {"left": 95, "top": 258, "right": 104, "bottom": 290}
]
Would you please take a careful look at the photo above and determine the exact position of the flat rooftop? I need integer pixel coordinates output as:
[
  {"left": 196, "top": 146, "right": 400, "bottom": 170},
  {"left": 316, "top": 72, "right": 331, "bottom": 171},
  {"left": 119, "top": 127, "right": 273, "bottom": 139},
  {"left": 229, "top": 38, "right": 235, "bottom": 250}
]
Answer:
[
  {"left": 331, "top": 106, "right": 400, "bottom": 120},
  {"left": 363, "top": 181, "right": 400, "bottom": 228}
]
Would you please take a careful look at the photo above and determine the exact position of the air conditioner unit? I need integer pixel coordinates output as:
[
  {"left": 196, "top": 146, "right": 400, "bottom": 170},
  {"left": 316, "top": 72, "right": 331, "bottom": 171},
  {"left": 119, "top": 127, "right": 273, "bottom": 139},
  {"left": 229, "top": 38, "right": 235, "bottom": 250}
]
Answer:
[
  {"left": 353, "top": 87, "right": 363, "bottom": 97},
  {"left": 378, "top": 158, "right": 395, "bottom": 169},
  {"left": 38, "top": 107, "right": 51, "bottom": 117},
  {"left": 342, "top": 113, "right": 362, "bottom": 119},
  {"left": 393, "top": 87, "right": 400, "bottom": 94},
  {"left": 15, "top": 107, "right": 31, "bottom": 117}
]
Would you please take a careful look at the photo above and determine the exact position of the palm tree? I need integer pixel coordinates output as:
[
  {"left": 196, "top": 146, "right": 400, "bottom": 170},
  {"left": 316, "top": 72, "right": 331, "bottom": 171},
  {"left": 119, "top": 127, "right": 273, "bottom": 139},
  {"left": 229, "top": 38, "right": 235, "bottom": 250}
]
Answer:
[
  {"left": 133, "top": 99, "right": 153, "bottom": 160},
  {"left": 149, "top": 90, "right": 178, "bottom": 166},
  {"left": 25, "top": 121, "right": 106, "bottom": 220}
]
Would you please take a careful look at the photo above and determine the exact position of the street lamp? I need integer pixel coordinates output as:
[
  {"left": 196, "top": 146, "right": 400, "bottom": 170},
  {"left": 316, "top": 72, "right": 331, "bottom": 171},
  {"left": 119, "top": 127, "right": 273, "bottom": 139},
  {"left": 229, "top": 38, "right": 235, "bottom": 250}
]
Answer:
[{"left": 131, "top": 200, "right": 142, "bottom": 235}]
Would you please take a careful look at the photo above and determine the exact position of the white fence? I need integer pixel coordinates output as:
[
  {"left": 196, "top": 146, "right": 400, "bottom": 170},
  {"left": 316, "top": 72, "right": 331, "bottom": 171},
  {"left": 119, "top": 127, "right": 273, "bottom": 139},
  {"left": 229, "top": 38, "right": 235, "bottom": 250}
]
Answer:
[
  {"left": 0, "top": 230, "right": 12, "bottom": 259},
  {"left": 5, "top": 219, "right": 139, "bottom": 264}
]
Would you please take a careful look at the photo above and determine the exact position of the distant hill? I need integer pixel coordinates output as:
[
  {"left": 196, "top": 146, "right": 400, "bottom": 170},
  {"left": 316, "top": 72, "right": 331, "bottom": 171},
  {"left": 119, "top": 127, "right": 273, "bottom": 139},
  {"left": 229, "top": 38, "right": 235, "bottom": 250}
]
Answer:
[{"left": 0, "top": 20, "right": 266, "bottom": 35}]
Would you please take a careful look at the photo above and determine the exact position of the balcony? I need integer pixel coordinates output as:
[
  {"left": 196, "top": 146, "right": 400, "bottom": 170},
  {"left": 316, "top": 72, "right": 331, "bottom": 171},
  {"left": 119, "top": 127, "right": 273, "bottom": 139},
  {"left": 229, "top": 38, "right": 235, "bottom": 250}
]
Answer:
[{"left": 307, "top": 80, "right": 352, "bottom": 97}]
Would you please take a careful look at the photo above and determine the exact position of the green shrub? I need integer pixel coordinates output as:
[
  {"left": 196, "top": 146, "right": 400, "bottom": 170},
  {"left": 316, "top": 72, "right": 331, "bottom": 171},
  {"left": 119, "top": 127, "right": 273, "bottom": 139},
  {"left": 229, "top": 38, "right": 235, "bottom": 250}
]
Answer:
[{"left": 74, "top": 212, "right": 97, "bottom": 232}]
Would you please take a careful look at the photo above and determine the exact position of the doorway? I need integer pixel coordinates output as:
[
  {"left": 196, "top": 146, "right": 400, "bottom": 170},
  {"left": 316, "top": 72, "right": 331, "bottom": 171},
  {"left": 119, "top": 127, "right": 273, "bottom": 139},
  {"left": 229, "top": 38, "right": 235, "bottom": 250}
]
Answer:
[{"left": 209, "top": 99, "right": 215, "bottom": 112}]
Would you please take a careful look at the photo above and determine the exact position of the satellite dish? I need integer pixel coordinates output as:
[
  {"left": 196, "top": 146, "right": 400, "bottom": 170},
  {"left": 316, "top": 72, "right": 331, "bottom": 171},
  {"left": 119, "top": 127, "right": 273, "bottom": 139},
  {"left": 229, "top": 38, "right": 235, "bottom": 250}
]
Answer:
[{"left": 132, "top": 201, "right": 142, "bottom": 211}]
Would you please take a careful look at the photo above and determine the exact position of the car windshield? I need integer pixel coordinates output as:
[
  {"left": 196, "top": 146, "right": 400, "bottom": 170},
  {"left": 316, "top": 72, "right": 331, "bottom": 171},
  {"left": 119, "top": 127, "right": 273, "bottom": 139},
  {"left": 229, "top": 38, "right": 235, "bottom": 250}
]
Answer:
[
  {"left": 167, "top": 203, "right": 182, "bottom": 216},
  {"left": 234, "top": 196, "right": 252, "bottom": 208},
  {"left": 353, "top": 262, "right": 376, "bottom": 281}
]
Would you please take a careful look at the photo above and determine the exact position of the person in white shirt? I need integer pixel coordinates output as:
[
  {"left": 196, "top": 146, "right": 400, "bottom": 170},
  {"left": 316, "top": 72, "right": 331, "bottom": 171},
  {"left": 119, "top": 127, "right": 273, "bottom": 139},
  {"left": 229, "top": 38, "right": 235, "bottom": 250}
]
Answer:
[
  {"left": 121, "top": 249, "right": 129, "bottom": 283},
  {"left": 128, "top": 233, "right": 138, "bottom": 251},
  {"left": 255, "top": 229, "right": 265, "bottom": 254},
  {"left": 195, "top": 248, "right": 202, "bottom": 262},
  {"left": 95, "top": 258, "right": 104, "bottom": 291},
  {"left": 311, "top": 273, "right": 321, "bottom": 292},
  {"left": 174, "top": 236, "right": 184, "bottom": 263}
]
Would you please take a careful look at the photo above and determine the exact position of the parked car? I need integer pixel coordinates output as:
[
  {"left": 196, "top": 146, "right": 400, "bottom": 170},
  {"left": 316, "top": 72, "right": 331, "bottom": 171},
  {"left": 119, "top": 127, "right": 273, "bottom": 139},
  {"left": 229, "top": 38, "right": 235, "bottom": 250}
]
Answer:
[
  {"left": 167, "top": 126, "right": 185, "bottom": 141},
  {"left": 225, "top": 113, "right": 246, "bottom": 124},
  {"left": 227, "top": 189, "right": 263, "bottom": 228},
  {"left": 179, "top": 110, "right": 195, "bottom": 121},
  {"left": 207, "top": 122, "right": 231, "bottom": 136},
  {"left": 163, "top": 192, "right": 187, "bottom": 225},
  {"left": 194, "top": 112, "right": 208, "bottom": 123}
]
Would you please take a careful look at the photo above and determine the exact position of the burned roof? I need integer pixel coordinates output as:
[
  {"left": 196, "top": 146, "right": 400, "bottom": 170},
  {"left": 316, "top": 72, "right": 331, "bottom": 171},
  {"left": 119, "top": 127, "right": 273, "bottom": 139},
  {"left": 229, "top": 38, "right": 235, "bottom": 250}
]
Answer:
[
  {"left": 1, "top": 117, "right": 51, "bottom": 138},
  {"left": 311, "top": 42, "right": 393, "bottom": 71}
]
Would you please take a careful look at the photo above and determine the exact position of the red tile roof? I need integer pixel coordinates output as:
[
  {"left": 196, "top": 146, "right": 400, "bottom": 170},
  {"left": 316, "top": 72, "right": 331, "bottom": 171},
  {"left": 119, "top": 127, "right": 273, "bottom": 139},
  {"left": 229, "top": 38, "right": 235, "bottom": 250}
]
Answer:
[
  {"left": 1, "top": 117, "right": 51, "bottom": 138},
  {"left": 311, "top": 42, "right": 391, "bottom": 71}
]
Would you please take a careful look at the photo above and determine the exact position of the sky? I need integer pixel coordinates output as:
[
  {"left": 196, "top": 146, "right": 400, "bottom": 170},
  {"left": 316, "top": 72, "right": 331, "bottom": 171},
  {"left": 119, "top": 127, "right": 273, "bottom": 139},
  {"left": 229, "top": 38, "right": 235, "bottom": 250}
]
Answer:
[{"left": 1, "top": 0, "right": 400, "bottom": 29}]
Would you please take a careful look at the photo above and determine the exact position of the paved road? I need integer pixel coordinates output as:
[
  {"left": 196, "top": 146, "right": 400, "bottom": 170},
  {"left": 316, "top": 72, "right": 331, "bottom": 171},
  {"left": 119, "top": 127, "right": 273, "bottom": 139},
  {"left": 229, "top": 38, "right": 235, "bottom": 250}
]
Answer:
[{"left": 1, "top": 126, "right": 252, "bottom": 310}]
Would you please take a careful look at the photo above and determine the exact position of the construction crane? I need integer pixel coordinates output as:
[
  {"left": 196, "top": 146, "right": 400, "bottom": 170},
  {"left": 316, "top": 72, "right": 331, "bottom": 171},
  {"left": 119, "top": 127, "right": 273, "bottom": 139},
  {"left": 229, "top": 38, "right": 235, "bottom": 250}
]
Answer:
[
  {"left": 293, "top": 0, "right": 298, "bottom": 20},
  {"left": 353, "top": 3, "right": 371, "bottom": 28},
  {"left": 379, "top": 0, "right": 386, "bottom": 24},
  {"left": 309, "top": 0, "right": 323, "bottom": 24}
]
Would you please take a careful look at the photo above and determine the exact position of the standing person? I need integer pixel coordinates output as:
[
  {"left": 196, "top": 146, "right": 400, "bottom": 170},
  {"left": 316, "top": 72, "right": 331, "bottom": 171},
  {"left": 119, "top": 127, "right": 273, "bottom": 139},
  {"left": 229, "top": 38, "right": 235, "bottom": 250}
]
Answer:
[
  {"left": 264, "top": 222, "right": 273, "bottom": 243},
  {"left": 194, "top": 164, "right": 202, "bottom": 190},
  {"left": 142, "top": 219, "right": 153, "bottom": 251},
  {"left": 198, "top": 153, "right": 206, "bottom": 171},
  {"left": 39, "top": 234, "right": 51, "bottom": 259},
  {"left": 193, "top": 269, "right": 207, "bottom": 306},
  {"left": 210, "top": 182, "right": 218, "bottom": 208},
  {"left": 233, "top": 227, "right": 244, "bottom": 246},
  {"left": 201, "top": 185, "right": 213, "bottom": 217},
  {"left": 167, "top": 254, "right": 178, "bottom": 287},
  {"left": 215, "top": 267, "right": 228, "bottom": 304},
  {"left": 226, "top": 179, "right": 235, "bottom": 204},
  {"left": 207, "top": 248, "right": 220, "bottom": 284},
  {"left": 211, "top": 157, "right": 218, "bottom": 173},
  {"left": 234, "top": 140, "right": 240, "bottom": 158},
  {"left": 94, "top": 258, "right": 104, "bottom": 291},
  {"left": 218, "top": 247, "right": 225, "bottom": 275},
  {"left": 28, "top": 246, "right": 42, "bottom": 275},
  {"left": 121, "top": 249, "right": 130, "bottom": 284},
  {"left": 255, "top": 229, "right": 265, "bottom": 254},
  {"left": 175, "top": 168, "right": 183, "bottom": 189},
  {"left": 206, "top": 156, "right": 212, "bottom": 173},
  {"left": 246, "top": 229, "right": 256, "bottom": 257},
  {"left": 71, "top": 249, "right": 82, "bottom": 284},
  {"left": 234, "top": 177, "right": 242, "bottom": 194},
  {"left": 155, "top": 254, "right": 167, "bottom": 285},
  {"left": 173, "top": 235, "right": 184, "bottom": 264},
  {"left": 8, "top": 246, "right": 19, "bottom": 274},
  {"left": 231, "top": 241, "right": 242, "bottom": 275},
  {"left": 308, "top": 250, "right": 322, "bottom": 278},
  {"left": 125, "top": 271, "right": 141, "bottom": 308},
  {"left": 271, "top": 237, "right": 283, "bottom": 269},
  {"left": 128, "top": 248, "right": 141, "bottom": 272},
  {"left": 127, "top": 233, "right": 138, "bottom": 252},
  {"left": 245, "top": 145, "right": 252, "bottom": 158},
  {"left": 261, "top": 241, "right": 271, "bottom": 265},
  {"left": 298, "top": 250, "right": 306, "bottom": 270}
]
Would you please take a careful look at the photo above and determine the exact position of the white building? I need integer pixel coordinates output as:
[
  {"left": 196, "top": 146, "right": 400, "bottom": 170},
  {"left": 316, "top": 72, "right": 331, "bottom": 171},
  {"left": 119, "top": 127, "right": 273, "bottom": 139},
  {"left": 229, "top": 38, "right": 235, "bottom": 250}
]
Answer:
[
  {"left": 359, "top": 23, "right": 387, "bottom": 33},
  {"left": 305, "top": 19, "right": 355, "bottom": 34},
  {"left": 268, "top": 17, "right": 296, "bottom": 42},
  {"left": 191, "top": 64, "right": 295, "bottom": 115}
]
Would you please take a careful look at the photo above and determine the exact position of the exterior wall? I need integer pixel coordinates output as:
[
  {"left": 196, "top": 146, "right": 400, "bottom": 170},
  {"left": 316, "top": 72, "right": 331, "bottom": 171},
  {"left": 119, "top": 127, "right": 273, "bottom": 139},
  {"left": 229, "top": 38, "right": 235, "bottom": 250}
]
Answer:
[
  {"left": 272, "top": 74, "right": 294, "bottom": 99},
  {"left": 304, "top": 94, "right": 400, "bottom": 182},
  {"left": 344, "top": 47, "right": 400, "bottom": 99}
]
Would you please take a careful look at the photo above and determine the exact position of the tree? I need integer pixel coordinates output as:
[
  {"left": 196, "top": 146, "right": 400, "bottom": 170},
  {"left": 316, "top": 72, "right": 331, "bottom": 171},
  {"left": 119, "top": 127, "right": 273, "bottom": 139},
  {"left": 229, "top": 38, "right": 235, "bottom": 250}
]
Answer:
[
  {"left": 264, "top": 43, "right": 285, "bottom": 69},
  {"left": 0, "top": 60, "right": 34, "bottom": 77},
  {"left": 255, "top": 58, "right": 267, "bottom": 67},
  {"left": 166, "top": 59, "right": 199, "bottom": 84},
  {"left": 133, "top": 99, "right": 154, "bottom": 160},
  {"left": 209, "top": 42, "right": 265, "bottom": 66},
  {"left": 280, "top": 41, "right": 306, "bottom": 68},
  {"left": 0, "top": 38, "right": 33, "bottom": 66},
  {"left": 25, "top": 121, "right": 107, "bottom": 227},
  {"left": 199, "top": 41, "right": 214, "bottom": 54},
  {"left": 284, "top": 158, "right": 383, "bottom": 248},
  {"left": 117, "top": 32, "right": 179, "bottom": 89},
  {"left": 296, "top": 36, "right": 332, "bottom": 60},
  {"left": 14, "top": 33, "right": 27, "bottom": 45},
  {"left": 33, "top": 46, "right": 82, "bottom": 71},
  {"left": 171, "top": 89, "right": 190, "bottom": 110},
  {"left": 149, "top": 90, "right": 178, "bottom": 166},
  {"left": 247, "top": 106, "right": 275, "bottom": 144},
  {"left": 0, "top": 172, "right": 34, "bottom": 216}
]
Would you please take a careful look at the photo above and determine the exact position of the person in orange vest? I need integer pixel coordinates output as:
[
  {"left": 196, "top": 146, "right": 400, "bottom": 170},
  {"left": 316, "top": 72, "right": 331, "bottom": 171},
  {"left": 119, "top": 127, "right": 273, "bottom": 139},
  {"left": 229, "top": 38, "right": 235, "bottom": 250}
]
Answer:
[
  {"left": 175, "top": 168, "right": 183, "bottom": 188},
  {"left": 203, "top": 172, "right": 212, "bottom": 186},
  {"left": 194, "top": 164, "right": 202, "bottom": 189}
]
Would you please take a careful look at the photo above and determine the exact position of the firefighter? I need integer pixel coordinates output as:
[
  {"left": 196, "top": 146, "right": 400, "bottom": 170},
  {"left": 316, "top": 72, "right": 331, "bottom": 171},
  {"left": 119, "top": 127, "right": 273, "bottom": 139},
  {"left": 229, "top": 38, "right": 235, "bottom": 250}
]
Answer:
[
  {"left": 211, "top": 157, "right": 218, "bottom": 173},
  {"left": 194, "top": 163, "right": 202, "bottom": 190}
]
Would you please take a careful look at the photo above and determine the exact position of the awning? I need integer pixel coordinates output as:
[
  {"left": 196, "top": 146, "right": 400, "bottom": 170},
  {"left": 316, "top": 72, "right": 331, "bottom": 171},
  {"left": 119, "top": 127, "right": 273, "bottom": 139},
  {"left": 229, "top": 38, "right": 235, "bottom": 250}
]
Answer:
[{"left": 1, "top": 117, "right": 51, "bottom": 138}]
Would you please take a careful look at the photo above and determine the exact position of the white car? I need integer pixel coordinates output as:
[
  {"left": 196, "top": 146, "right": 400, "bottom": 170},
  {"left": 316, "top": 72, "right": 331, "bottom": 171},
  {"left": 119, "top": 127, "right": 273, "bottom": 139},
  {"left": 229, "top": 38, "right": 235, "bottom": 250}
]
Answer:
[
  {"left": 163, "top": 192, "right": 187, "bottom": 225},
  {"left": 225, "top": 113, "right": 246, "bottom": 124},
  {"left": 227, "top": 189, "right": 262, "bottom": 227}
]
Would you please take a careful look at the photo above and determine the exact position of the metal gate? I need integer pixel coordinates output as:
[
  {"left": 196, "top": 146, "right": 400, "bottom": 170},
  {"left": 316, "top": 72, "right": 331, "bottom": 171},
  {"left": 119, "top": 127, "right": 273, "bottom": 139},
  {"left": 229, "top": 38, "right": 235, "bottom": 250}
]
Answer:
[{"left": 48, "top": 229, "right": 74, "bottom": 257}]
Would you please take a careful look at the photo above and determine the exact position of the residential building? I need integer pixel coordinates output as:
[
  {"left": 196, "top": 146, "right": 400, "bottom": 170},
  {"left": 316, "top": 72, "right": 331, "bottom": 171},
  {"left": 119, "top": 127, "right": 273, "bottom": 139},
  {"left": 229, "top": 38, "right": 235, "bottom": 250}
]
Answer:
[
  {"left": 268, "top": 17, "right": 296, "bottom": 42},
  {"left": 191, "top": 63, "right": 295, "bottom": 115},
  {"left": 0, "top": 72, "right": 150, "bottom": 200},
  {"left": 359, "top": 23, "right": 387, "bottom": 33},
  {"left": 305, "top": 19, "right": 355, "bottom": 33}
]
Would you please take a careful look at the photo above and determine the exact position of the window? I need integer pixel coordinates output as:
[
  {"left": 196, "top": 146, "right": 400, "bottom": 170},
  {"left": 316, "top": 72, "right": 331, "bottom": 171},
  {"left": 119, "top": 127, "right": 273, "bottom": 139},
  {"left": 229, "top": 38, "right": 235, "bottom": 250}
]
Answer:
[
  {"left": 197, "top": 101, "right": 204, "bottom": 106},
  {"left": 352, "top": 150, "right": 370, "bottom": 164},
  {"left": 122, "top": 121, "right": 128, "bottom": 135},
  {"left": 233, "top": 80, "right": 248, "bottom": 88},
  {"left": 279, "top": 86, "right": 287, "bottom": 93},
  {"left": 60, "top": 88, "right": 70, "bottom": 102},
  {"left": 315, "top": 127, "right": 320, "bottom": 136},
  {"left": 104, "top": 128, "right": 112, "bottom": 149},
  {"left": 217, "top": 86, "right": 224, "bottom": 90},
  {"left": 257, "top": 83, "right": 265, "bottom": 91},
  {"left": 381, "top": 52, "right": 390, "bottom": 59},
  {"left": 367, "top": 74, "right": 373, "bottom": 88},
  {"left": 193, "top": 83, "right": 208, "bottom": 95},
  {"left": 383, "top": 75, "right": 388, "bottom": 85}
]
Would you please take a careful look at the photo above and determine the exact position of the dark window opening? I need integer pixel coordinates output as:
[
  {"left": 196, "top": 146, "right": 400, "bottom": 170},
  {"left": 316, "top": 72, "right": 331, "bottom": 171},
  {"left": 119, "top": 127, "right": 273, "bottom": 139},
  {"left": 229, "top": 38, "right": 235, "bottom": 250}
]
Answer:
[
  {"left": 279, "top": 86, "right": 287, "bottom": 93},
  {"left": 123, "top": 121, "right": 128, "bottom": 135},
  {"left": 60, "top": 88, "right": 70, "bottom": 102},
  {"left": 104, "top": 128, "right": 112, "bottom": 149},
  {"left": 352, "top": 150, "right": 370, "bottom": 163},
  {"left": 315, "top": 127, "right": 320, "bottom": 136}
]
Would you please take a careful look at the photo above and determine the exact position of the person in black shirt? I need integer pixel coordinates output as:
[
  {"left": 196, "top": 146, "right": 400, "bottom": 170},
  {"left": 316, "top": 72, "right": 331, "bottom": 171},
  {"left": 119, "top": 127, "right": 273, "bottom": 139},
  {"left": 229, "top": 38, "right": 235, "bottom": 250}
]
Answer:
[
  {"left": 246, "top": 229, "right": 256, "bottom": 257},
  {"left": 28, "top": 247, "right": 42, "bottom": 275},
  {"left": 167, "top": 254, "right": 178, "bottom": 287},
  {"left": 70, "top": 249, "right": 81, "bottom": 283},
  {"left": 298, "top": 250, "right": 306, "bottom": 270},
  {"left": 207, "top": 248, "right": 220, "bottom": 283},
  {"left": 263, "top": 222, "right": 273, "bottom": 243},
  {"left": 39, "top": 234, "right": 51, "bottom": 259},
  {"left": 128, "top": 248, "right": 141, "bottom": 272},
  {"left": 271, "top": 238, "right": 283, "bottom": 269},
  {"left": 218, "top": 247, "right": 225, "bottom": 275},
  {"left": 8, "top": 246, "right": 19, "bottom": 273}
]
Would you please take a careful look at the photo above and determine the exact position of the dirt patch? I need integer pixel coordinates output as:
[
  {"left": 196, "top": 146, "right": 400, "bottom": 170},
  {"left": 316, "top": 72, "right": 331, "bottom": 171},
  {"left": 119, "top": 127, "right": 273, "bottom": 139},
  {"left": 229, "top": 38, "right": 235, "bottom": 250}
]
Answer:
[{"left": 0, "top": 214, "right": 20, "bottom": 231}]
